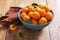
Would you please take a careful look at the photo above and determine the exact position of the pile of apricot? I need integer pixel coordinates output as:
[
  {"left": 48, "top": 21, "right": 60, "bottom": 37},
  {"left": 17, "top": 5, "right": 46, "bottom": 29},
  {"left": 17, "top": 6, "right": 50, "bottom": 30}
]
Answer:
[{"left": 20, "top": 3, "right": 53, "bottom": 25}]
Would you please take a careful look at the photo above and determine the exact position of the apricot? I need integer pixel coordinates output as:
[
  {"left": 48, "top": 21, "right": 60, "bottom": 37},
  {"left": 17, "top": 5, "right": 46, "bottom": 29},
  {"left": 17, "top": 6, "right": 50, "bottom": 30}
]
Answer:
[
  {"left": 38, "top": 4, "right": 44, "bottom": 9},
  {"left": 38, "top": 4, "right": 50, "bottom": 12},
  {"left": 28, "top": 12, "right": 33, "bottom": 18},
  {"left": 35, "top": 7, "right": 41, "bottom": 12},
  {"left": 39, "top": 9, "right": 46, "bottom": 17},
  {"left": 20, "top": 13, "right": 26, "bottom": 18},
  {"left": 32, "top": 11, "right": 40, "bottom": 19},
  {"left": 39, "top": 17, "right": 47, "bottom": 24},
  {"left": 31, "top": 19, "right": 38, "bottom": 24},
  {"left": 22, "top": 8, "right": 28, "bottom": 13},
  {"left": 28, "top": 5, "right": 35, "bottom": 12},
  {"left": 9, "top": 25, "right": 17, "bottom": 31},
  {"left": 23, "top": 15, "right": 30, "bottom": 22},
  {"left": 43, "top": 6, "right": 50, "bottom": 12},
  {"left": 45, "top": 12, "right": 53, "bottom": 21}
]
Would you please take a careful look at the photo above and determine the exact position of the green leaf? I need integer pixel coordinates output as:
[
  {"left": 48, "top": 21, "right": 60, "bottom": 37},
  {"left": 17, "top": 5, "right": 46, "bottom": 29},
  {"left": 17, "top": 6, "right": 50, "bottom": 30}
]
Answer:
[
  {"left": 32, "top": 3, "right": 38, "bottom": 8},
  {"left": 20, "top": 11, "right": 22, "bottom": 13},
  {"left": 26, "top": 19, "right": 32, "bottom": 24},
  {"left": 19, "top": 32, "right": 24, "bottom": 38}
]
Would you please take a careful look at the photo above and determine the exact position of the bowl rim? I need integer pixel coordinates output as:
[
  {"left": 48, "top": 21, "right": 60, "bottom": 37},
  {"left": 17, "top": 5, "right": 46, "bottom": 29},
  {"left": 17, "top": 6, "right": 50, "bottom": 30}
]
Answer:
[{"left": 18, "top": 9, "right": 54, "bottom": 26}]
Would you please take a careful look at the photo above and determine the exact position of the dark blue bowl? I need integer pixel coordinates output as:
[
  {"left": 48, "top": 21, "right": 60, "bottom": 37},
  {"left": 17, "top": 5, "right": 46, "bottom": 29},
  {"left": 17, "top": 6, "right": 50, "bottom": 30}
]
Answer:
[{"left": 18, "top": 9, "right": 54, "bottom": 30}]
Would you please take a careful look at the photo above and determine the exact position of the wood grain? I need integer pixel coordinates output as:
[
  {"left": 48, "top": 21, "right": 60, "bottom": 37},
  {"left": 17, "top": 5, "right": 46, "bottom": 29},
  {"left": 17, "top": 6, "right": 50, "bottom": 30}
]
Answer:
[
  {"left": 0, "top": 0, "right": 6, "bottom": 16},
  {"left": 47, "top": 0, "right": 60, "bottom": 40},
  {"left": 5, "top": 25, "right": 29, "bottom": 40},
  {"left": 0, "top": 29, "right": 7, "bottom": 40}
]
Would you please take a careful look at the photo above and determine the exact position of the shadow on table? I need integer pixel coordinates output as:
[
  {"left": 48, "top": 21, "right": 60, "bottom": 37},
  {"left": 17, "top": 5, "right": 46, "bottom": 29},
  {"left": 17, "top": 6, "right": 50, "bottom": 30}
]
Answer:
[
  {"left": 28, "top": 29, "right": 43, "bottom": 40},
  {"left": 0, "top": 21, "right": 43, "bottom": 40},
  {"left": 2, "top": 25, "right": 43, "bottom": 40}
]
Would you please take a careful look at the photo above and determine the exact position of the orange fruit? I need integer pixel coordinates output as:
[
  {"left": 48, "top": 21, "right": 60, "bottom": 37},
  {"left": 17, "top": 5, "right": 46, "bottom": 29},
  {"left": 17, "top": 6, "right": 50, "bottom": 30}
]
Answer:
[
  {"left": 20, "top": 13, "right": 26, "bottom": 18},
  {"left": 39, "top": 17, "right": 47, "bottom": 24},
  {"left": 38, "top": 4, "right": 44, "bottom": 9},
  {"left": 22, "top": 8, "right": 28, "bottom": 13},
  {"left": 32, "top": 11, "right": 40, "bottom": 20},
  {"left": 35, "top": 7, "right": 41, "bottom": 12},
  {"left": 9, "top": 25, "right": 17, "bottom": 31},
  {"left": 31, "top": 19, "right": 38, "bottom": 24},
  {"left": 28, "top": 12, "right": 33, "bottom": 18},
  {"left": 43, "top": 6, "right": 50, "bottom": 12},
  {"left": 38, "top": 4, "right": 50, "bottom": 12},
  {"left": 28, "top": 5, "right": 35, "bottom": 12},
  {"left": 23, "top": 15, "right": 30, "bottom": 22},
  {"left": 45, "top": 12, "right": 53, "bottom": 21},
  {"left": 39, "top": 9, "right": 46, "bottom": 17}
]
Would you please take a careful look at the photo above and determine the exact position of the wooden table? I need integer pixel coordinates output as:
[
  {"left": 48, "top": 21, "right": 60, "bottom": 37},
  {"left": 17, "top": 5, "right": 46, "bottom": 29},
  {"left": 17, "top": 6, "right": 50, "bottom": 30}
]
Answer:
[{"left": 0, "top": 0, "right": 60, "bottom": 40}]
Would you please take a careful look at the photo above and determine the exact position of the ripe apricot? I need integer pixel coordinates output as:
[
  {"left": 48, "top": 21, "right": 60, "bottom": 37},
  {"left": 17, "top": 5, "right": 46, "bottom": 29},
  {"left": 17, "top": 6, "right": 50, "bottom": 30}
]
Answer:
[
  {"left": 39, "top": 17, "right": 47, "bottom": 24},
  {"left": 39, "top": 9, "right": 46, "bottom": 17},
  {"left": 28, "top": 5, "right": 35, "bottom": 12},
  {"left": 38, "top": 4, "right": 50, "bottom": 12},
  {"left": 43, "top": 6, "right": 50, "bottom": 12},
  {"left": 23, "top": 15, "right": 30, "bottom": 22},
  {"left": 9, "top": 25, "right": 17, "bottom": 31},
  {"left": 20, "top": 13, "right": 26, "bottom": 18},
  {"left": 45, "top": 12, "right": 53, "bottom": 21},
  {"left": 31, "top": 19, "right": 38, "bottom": 24},
  {"left": 22, "top": 8, "right": 28, "bottom": 13},
  {"left": 32, "top": 11, "right": 40, "bottom": 19},
  {"left": 38, "top": 4, "right": 44, "bottom": 9},
  {"left": 28, "top": 12, "right": 33, "bottom": 18},
  {"left": 35, "top": 7, "right": 41, "bottom": 12}
]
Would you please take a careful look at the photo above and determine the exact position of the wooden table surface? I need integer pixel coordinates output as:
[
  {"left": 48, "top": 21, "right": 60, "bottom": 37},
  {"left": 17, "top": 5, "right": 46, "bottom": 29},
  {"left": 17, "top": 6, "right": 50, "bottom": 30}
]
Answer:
[{"left": 0, "top": 0, "right": 60, "bottom": 40}]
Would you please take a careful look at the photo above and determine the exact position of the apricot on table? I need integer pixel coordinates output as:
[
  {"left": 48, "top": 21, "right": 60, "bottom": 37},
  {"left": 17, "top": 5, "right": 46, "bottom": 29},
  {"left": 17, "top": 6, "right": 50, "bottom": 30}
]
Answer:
[{"left": 9, "top": 25, "right": 17, "bottom": 31}]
